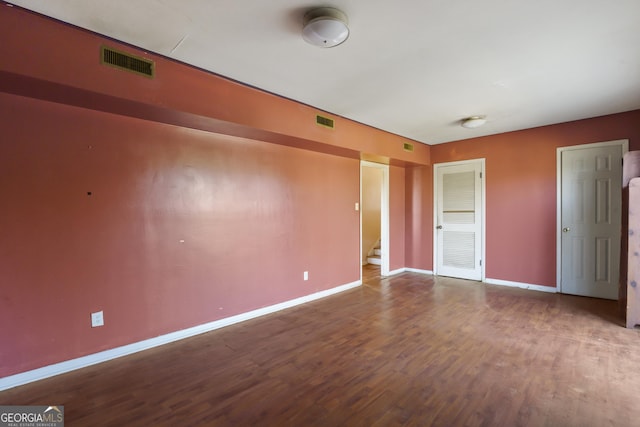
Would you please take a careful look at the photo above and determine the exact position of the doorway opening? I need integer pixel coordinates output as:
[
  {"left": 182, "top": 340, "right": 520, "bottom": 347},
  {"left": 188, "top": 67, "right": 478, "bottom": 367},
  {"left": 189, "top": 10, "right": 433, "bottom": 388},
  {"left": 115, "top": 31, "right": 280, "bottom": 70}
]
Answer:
[{"left": 361, "top": 161, "right": 389, "bottom": 281}]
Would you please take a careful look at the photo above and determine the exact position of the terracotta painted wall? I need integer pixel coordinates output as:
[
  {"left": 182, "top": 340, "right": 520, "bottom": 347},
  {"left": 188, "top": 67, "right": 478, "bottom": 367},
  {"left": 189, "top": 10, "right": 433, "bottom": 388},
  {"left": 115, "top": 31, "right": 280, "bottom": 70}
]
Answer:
[
  {"left": 405, "top": 165, "right": 433, "bottom": 271},
  {"left": 0, "top": 93, "right": 362, "bottom": 377},
  {"left": 0, "top": 4, "right": 416, "bottom": 379},
  {"left": 429, "top": 110, "right": 640, "bottom": 287},
  {"left": 389, "top": 166, "right": 406, "bottom": 272},
  {"left": 0, "top": 4, "right": 429, "bottom": 167}
]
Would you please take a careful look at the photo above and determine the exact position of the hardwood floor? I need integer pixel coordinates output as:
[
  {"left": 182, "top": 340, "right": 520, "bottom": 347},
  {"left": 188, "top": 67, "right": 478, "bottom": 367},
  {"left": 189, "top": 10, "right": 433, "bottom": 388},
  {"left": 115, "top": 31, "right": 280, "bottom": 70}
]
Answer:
[{"left": 2, "top": 268, "right": 640, "bottom": 426}]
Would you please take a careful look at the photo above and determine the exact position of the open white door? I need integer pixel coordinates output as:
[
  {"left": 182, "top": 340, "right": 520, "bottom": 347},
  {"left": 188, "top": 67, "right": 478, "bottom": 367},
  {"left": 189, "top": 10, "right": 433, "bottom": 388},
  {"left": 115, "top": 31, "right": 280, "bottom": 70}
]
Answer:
[
  {"left": 558, "top": 140, "right": 626, "bottom": 299},
  {"left": 434, "top": 159, "right": 484, "bottom": 281}
]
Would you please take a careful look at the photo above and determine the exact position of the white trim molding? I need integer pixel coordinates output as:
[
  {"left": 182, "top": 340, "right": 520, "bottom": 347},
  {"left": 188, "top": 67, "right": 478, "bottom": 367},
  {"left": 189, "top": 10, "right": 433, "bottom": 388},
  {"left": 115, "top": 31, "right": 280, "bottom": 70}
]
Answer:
[
  {"left": 386, "top": 268, "right": 434, "bottom": 276},
  {"left": 405, "top": 268, "right": 434, "bottom": 275},
  {"left": 0, "top": 279, "right": 361, "bottom": 392},
  {"left": 485, "top": 278, "right": 557, "bottom": 293}
]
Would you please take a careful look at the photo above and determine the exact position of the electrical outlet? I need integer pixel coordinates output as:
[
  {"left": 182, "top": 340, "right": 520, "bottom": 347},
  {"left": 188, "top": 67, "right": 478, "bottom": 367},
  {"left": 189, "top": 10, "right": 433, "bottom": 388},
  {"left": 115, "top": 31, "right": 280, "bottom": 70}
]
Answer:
[
  {"left": 303, "top": 271, "right": 309, "bottom": 281},
  {"left": 355, "top": 202, "right": 359, "bottom": 211},
  {"left": 91, "top": 311, "right": 104, "bottom": 328}
]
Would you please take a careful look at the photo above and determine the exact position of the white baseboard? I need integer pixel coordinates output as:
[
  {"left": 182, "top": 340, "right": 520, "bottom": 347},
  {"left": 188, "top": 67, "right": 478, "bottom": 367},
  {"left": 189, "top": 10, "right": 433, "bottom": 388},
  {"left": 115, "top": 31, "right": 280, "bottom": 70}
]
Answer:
[
  {"left": 384, "top": 268, "right": 433, "bottom": 277},
  {"left": 405, "top": 268, "right": 434, "bottom": 275},
  {"left": 485, "top": 278, "right": 557, "bottom": 293},
  {"left": 0, "top": 279, "right": 362, "bottom": 392}
]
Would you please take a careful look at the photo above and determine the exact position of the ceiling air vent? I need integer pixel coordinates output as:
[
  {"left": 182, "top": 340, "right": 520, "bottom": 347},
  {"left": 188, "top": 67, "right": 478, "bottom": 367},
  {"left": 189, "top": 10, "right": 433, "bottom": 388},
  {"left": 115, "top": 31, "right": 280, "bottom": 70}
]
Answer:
[
  {"left": 403, "top": 142, "right": 414, "bottom": 152},
  {"left": 316, "top": 114, "right": 335, "bottom": 129},
  {"left": 101, "top": 46, "right": 155, "bottom": 78}
]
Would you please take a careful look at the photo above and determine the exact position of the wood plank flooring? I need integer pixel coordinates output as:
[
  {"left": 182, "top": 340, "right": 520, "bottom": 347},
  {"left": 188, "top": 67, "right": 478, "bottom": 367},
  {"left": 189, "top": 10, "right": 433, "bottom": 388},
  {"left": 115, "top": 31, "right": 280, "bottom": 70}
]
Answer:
[{"left": 2, "top": 266, "right": 640, "bottom": 426}]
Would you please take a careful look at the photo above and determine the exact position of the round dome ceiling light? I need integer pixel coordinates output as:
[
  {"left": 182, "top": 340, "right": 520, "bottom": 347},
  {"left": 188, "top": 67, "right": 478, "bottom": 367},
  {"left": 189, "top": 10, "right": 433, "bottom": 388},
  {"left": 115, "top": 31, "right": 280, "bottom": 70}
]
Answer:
[
  {"left": 302, "top": 7, "right": 349, "bottom": 48},
  {"left": 461, "top": 116, "right": 487, "bottom": 129}
]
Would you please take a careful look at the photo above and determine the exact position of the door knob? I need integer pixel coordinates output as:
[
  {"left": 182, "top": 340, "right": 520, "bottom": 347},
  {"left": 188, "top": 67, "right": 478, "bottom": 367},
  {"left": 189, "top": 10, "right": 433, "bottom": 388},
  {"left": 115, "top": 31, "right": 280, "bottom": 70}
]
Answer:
[
  {"left": 436, "top": 225, "right": 443, "bottom": 229},
  {"left": 562, "top": 227, "right": 570, "bottom": 232}
]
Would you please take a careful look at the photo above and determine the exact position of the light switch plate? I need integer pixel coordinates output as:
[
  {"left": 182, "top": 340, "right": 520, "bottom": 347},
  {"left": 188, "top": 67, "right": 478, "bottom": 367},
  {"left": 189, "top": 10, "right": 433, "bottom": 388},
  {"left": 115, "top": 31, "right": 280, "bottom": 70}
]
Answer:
[{"left": 91, "top": 310, "right": 104, "bottom": 327}]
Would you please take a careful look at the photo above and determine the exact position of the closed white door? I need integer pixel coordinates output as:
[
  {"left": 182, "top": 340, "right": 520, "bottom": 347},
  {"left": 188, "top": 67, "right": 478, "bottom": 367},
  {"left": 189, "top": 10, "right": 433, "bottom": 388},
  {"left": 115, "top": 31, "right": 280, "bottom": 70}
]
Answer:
[
  {"left": 560, "top": 143, "right": 623, "bottom": 299},
  {"left": 435, "top": 160, "right": 483, "bottom": 281}
]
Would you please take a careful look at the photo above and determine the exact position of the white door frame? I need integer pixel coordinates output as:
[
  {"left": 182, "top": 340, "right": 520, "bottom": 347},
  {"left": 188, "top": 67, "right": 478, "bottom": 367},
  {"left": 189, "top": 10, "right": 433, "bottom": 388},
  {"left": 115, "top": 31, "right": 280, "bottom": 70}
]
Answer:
[
  {"left": 556, "top": 139, "right": 628, "bottom": 293},
  {"left": 361, "top": 160, "right": 390, "bottom": 277},
  {"left": 433, "top": 159, "right": 486, "bottom": 280}
]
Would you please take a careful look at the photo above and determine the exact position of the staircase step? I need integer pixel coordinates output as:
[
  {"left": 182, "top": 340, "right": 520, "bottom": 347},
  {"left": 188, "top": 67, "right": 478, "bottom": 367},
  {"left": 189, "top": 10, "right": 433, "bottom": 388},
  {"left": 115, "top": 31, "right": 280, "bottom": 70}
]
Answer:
[
  {"left": 367, "top": 255, "right": 381, "bottom": 265},
  {"left": 374, "top": 248, "right": 382, "bottom": 256}
]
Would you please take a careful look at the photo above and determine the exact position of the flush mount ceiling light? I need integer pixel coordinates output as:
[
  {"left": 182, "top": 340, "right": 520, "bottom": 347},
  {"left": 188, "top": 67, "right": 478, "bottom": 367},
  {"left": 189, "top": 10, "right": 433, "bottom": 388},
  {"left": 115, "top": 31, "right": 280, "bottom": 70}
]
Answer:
[
  {"left": 302, "top": 7, "right": 349, "bottom": 48},
  {"left": 461, "top": 116, "right": 487, "bottom": 129}
]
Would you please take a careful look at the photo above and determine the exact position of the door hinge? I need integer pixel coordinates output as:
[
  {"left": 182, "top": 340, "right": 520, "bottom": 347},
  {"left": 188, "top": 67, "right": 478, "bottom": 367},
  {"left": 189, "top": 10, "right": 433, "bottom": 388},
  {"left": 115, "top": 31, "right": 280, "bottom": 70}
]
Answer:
[
  {"left": 480, "top": 172, "right": 483, "bottom": 178},
  {"left": 480, "top": 259, "right": 482, "bottom": 266}
]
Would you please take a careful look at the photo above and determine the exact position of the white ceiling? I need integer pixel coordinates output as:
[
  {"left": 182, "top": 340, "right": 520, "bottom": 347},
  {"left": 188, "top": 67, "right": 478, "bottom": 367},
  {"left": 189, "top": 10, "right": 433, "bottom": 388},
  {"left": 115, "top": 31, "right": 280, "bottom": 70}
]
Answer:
[{"left": 7, "top": 0, "right": 640, "bottom": 145}]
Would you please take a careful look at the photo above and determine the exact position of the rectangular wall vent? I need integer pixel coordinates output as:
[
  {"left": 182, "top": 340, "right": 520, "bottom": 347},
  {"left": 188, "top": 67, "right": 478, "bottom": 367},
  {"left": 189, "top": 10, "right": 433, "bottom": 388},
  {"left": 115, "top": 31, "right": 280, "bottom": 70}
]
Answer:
[
  {"left": 316, "top": 115, "right": 335, "bottom": 129},
  {"left": 101, "top": 46, "right": 155, "bottom": 78},
  {"left": 403, "top": 142, "right": 414, "bottom": 152}
]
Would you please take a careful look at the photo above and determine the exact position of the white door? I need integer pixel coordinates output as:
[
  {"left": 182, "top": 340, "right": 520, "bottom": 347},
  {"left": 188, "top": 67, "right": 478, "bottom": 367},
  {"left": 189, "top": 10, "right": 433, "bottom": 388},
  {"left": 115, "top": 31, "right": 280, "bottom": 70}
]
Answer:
[
  {"left": 435, "top": 160, "right": 484, "bottom": 281},
  {"left": 560, "top": 143, "right": 623, "bottom": 299}
]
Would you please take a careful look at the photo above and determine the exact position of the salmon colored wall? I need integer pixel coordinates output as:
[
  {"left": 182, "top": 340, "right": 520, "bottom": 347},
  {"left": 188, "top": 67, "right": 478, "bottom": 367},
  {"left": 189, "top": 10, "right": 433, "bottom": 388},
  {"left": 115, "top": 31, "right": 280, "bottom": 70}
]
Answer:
[
  {"left": 430, "top": 110, "right": 640, "bottom": 287},
  {"left": 389, "top": 166, "right": 406, "bottom": 271},
  {"left": 405, "top": 166, "right": 433, "bottom": 271},
  {"left": 0, "top": 4, "right": 429, "bottom": 167},
  {"left": 0, "top": 93, "right": 363, "bottom": 377},
  {"left": 0, "top": 5, "right": 418, "bottom": 379}
]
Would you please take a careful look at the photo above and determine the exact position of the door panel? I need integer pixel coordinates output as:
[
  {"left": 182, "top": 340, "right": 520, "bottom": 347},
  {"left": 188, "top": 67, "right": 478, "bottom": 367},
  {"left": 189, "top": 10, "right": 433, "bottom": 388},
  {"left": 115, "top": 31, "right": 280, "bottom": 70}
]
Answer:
[
  {"left": 443, "top": 231, "right": 475, "bottom": 269},
  {"left": 561, "top": 144, "right": 621, "bottom": 299},
  {"left": 435, "top": 161, "right": 483, "bottom": 281}
]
